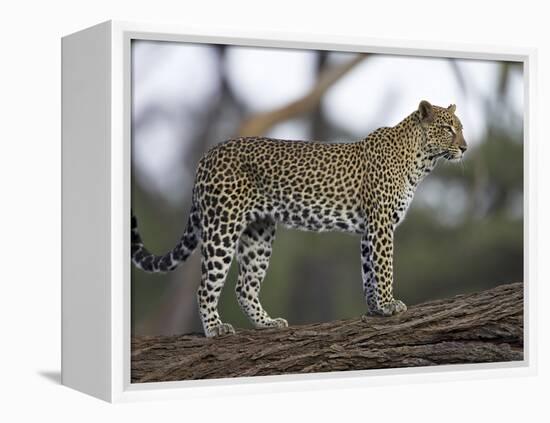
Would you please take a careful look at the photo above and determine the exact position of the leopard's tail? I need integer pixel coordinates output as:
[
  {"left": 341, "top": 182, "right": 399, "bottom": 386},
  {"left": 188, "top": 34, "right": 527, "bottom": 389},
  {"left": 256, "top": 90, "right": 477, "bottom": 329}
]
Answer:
[{"left": 131, "top": 206, "right": 200, "bottom": 273}]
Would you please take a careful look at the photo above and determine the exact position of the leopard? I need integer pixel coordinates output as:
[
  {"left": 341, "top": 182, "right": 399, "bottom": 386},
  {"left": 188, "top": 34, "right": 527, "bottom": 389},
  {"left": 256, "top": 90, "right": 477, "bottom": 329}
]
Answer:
[{"left": 131, "top": 100, "right": 467, "bottom": 338}]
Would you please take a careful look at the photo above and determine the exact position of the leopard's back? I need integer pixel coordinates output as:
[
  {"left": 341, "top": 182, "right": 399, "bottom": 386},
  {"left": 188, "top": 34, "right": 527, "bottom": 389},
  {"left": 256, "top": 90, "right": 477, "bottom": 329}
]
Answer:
[{"left": 194, "top": 137, "right": 367, "bottom": 234}]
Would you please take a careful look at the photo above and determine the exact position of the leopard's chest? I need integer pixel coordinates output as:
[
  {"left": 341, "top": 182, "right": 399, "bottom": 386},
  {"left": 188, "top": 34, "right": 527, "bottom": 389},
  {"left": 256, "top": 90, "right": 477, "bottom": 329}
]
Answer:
[
  {"left": 393, "top": 160, "right": 436, "bottom": 226},
  {"left": 392, "top": 187, "right": 415, "bottom": 226},
  {"left": 391, "top": 166, "right": 428, "bottom": 226}
]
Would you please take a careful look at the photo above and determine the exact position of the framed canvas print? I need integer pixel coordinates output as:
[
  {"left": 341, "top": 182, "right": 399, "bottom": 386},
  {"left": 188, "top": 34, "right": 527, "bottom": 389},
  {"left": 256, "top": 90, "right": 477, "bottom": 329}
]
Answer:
[{"left": 61, "top": 20, "right": 536, "bottom": 402}]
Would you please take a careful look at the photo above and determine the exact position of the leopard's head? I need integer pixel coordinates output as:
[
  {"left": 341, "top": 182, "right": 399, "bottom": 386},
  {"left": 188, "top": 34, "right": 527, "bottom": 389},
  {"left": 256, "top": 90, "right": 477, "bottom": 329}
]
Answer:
[{"left": 417, "top": 100, "right": 467, "bottom": 162}]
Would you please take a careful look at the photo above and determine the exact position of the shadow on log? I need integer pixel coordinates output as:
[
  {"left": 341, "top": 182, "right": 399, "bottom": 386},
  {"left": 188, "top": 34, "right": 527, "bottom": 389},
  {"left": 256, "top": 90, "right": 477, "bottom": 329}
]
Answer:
[{"left": 131, "top": 282, "right": 523, "bottom": 383}]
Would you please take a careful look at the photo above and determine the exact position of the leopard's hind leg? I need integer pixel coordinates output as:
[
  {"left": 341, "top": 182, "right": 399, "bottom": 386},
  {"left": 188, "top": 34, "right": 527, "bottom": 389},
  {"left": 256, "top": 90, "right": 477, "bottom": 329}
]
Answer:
[
  {"left": 235, "top": 218, "right": 288, "bottom": 329},
  {"left": 197, "top": 220, "right": 243, "bottom": 338}
]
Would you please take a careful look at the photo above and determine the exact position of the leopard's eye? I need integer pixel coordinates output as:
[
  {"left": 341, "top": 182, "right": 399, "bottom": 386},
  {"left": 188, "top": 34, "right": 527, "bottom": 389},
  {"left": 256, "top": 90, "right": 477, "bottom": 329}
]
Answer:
[{"left": 443, "top": 125, "right": 454, "bottom": 135}]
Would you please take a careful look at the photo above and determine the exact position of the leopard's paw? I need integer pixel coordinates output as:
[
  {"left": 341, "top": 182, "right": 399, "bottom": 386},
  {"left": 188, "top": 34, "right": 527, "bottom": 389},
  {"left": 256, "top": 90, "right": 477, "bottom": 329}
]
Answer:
[
  {"left": 256, "top": 317, "right": 288, "bottom": 329},
  {"left": 205, "top": 322, "right": 236, "bottom": 337},
  {"left": 367, "top": 299, "right": 407, "bottom": 317}
]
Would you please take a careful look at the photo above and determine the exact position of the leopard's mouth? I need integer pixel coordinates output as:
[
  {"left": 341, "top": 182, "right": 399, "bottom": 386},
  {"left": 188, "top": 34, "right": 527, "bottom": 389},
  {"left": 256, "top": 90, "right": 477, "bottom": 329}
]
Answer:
[
  {"left": 427, "top": 151, "right": 462, "bottom": 162},
  {"left": 428, "top": 151, "right": 448, "bottom": 160},
  {"left": 444, "top": 150, "right": 464, "bottom": 162}
]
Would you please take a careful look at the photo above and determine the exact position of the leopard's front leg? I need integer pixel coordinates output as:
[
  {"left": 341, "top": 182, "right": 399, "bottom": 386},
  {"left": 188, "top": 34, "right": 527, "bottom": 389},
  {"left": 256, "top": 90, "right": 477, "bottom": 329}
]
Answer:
[{"left": 361, "top": 216, "right": 407, "bottom": 317}]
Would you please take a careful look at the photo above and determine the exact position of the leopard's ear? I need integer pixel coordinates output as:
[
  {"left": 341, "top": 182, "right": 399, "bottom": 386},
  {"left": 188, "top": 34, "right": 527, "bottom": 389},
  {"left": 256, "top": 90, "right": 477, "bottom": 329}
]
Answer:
[
  {"left": 447, "top": 104, "right": 456, "bottom": 114},
  {"left": 418, "top": 100, "right": 434, "bottom": 123}
]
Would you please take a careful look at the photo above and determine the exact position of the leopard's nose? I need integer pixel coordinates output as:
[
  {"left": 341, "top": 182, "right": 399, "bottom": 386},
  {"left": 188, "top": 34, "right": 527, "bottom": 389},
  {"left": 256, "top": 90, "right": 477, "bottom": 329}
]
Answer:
[{"left": 459, "top": 145, "right": 467, "bottom": 153}]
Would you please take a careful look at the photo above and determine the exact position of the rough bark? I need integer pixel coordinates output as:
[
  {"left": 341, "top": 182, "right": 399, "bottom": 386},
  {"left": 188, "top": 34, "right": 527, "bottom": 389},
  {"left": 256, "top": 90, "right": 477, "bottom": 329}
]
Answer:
[{"left": 131, "top": 282, "right": 523, "bottom": 383}]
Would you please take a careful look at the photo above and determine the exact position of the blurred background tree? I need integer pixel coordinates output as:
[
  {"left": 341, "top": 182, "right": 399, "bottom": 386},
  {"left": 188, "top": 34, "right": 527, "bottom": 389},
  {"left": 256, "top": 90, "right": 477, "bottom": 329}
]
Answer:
[{"left": 131, "top": 41, "right": 523, "bottom": 335}]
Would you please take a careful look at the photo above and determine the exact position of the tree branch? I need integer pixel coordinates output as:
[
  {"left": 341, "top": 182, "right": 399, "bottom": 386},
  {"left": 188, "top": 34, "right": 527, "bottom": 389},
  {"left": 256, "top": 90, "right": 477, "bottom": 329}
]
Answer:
[
  {"left": 131, "top": 282, "right": 523, "bottom": 382},
  {"left": 237, "top": 54, "right": 367, "bottom": 136}
]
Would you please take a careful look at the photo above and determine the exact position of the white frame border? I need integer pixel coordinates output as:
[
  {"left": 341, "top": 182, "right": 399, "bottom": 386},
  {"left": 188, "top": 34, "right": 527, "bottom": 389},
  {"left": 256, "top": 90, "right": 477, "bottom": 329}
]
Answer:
[{"left": 104, "top": 20, "right": 536, "bottom": 403}]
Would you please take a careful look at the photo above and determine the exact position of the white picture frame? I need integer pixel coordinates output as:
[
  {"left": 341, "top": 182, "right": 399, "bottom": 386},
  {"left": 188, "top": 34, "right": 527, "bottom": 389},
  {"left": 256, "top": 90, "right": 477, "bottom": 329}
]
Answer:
[{"left": 61, "top": 20, "right": 537, "bottom": 403}]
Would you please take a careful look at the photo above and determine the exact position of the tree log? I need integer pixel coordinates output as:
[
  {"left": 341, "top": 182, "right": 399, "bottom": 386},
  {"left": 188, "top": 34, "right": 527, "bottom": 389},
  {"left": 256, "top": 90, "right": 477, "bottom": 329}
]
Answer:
[{"left": 131, "top": 282, "right": 523, "bottom": 383}]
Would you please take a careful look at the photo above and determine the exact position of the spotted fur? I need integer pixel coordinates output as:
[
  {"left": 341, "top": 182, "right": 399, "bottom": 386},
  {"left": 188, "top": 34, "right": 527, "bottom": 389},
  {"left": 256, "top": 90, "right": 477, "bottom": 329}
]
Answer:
[{"left": 132, "top": 100, "right": 467, "bottom": 337}]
